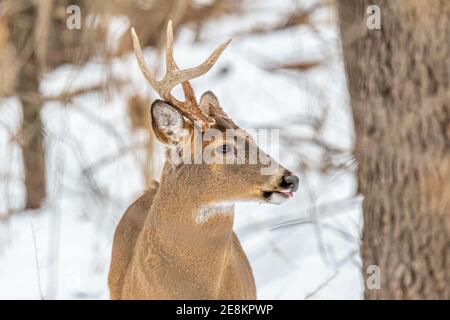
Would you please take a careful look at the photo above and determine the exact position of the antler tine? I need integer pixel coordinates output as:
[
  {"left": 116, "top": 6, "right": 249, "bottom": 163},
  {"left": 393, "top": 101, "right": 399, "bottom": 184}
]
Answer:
[
  {"left": 165, "top": 20, "right": 232, "bottom": 83},
  {"left": 173, "top": 38, "right": 232, "bottom": 84},
  {"left": 165, "top": 20, "right": 177, "bottom": 72},
  {"left": 130, "top": 27, "right": 160, "bottom": 91}
]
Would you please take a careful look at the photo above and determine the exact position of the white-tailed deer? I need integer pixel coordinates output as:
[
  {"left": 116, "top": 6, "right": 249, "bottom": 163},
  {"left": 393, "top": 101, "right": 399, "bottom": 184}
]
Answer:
[{"left": 108, "top": 21, "right": 299, "bottom": 300}]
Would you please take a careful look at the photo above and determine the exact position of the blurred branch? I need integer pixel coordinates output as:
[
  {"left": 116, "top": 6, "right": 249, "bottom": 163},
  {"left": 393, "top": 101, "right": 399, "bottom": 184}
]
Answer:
[
  {"left": 30, "top": 223, "right": 44, "bottom": 300},
  {"left": 237, "top": 196, "right": 362, "bottom": 241},
  {"left": 232, "top": 2, "right": 327, "bottom": 37},
  {"left": 44, "top": 84, "right": 106, "bottom": 103},
  {"left": 82, "top": 142, "right": 147, "bottom": 176},
  {"left": 0, "top": 0, "right": 33, "bottom": 17},
  {"left": 14, "top": 78, "right": 125, "bottom": 105},
  {"left": 35, "top": 0, "right": 52, "bottom": 73},
  {"left": 304, "top": 249, "right": 358, "bottom": 299},
  {"left": 45, "top": 79, "right": 125, "bottom": 103},
  {"left": 266, "top": 60, "right": 324, "bottom": 72}
]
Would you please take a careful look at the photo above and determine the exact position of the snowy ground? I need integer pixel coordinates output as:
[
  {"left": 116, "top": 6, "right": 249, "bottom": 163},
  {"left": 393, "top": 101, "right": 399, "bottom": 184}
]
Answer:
[{"left": 0, "top": 1, "right": 363, "bottom": 299}]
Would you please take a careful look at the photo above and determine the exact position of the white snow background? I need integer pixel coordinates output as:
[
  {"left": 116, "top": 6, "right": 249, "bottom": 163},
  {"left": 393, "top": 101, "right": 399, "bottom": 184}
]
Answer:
[{"left": 0, "top": 1, "right": 363, "bottom": 299}]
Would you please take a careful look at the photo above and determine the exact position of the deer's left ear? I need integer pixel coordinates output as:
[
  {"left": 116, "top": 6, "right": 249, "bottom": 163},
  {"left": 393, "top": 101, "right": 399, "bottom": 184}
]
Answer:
[{"left": 151, "top": 100, "right": 190, "bottom": 145}]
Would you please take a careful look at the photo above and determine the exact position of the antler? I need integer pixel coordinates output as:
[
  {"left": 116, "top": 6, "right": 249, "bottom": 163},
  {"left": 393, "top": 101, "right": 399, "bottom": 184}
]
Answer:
[{"left": 131, "top": 20, "right": 231, "bottom": 130}]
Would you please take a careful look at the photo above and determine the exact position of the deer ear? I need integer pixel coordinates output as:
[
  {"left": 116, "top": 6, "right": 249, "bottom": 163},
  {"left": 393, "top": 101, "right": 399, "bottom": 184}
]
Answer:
[
  {"left": 199, "top": 91, "right": 221, "bottom": 115},
  {"left": 151, "top": 100, "right": 189, "bottom": 145}
]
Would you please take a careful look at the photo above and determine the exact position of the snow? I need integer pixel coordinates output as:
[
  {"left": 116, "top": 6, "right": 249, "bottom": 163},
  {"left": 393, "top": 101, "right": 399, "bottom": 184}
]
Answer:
[{"left": 0, "top": 1, "right": 362, "bottom": 299}]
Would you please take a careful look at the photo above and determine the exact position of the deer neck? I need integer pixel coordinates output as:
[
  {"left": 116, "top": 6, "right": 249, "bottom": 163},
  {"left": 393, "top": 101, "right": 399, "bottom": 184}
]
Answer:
[{"left": 142, "top": 164, "right": 235, "bottom": 288}]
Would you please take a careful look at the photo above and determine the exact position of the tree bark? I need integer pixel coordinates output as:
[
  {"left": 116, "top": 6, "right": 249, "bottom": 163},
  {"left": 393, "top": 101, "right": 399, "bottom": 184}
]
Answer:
[
  {"left": 336, "top": 0, "right": 450, "bottom": 299},
  {"left": 17, "top": 57, "right": 47, "bottom": 210},
  {"left": 9, "top": 2, "right": 49, "bottom": 210}
]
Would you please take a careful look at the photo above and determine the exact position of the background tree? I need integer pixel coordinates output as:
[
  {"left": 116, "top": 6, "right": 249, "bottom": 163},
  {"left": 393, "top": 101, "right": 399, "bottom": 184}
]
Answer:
[
  {"left": 337, "top": 0, "right": 450, "bottom": 299},
  {"left": 3, "top": 0, "right": 108, "bottom": 209}
]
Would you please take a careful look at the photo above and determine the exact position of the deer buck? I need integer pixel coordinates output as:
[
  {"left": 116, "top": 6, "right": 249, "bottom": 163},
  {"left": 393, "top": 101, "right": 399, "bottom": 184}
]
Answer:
[{"left": 108, "top": 21, "right": 299, "bottom": 300}]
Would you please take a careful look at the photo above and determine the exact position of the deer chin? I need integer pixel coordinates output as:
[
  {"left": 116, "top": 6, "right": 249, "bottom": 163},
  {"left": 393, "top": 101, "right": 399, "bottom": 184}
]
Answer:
[{"left": 262, "top": 190, "right": 294, "bottom": 205}]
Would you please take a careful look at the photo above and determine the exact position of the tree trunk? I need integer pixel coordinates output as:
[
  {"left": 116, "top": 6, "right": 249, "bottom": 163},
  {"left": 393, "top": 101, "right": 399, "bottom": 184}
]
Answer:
[
  {"left": 336, "top": 0, "right": 450, "bottom": 299},
  {"left": 9, "top": 2, "right": 49, "bottom": 211},
  {"left": 17, "top": 57, "right": 47, "bottom": 210}
]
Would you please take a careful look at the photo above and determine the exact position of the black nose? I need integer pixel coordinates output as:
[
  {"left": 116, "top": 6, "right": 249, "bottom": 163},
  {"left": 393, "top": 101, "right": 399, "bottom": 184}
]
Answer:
[{"left": 280, "top": 174, "right": 299, "bottom": 192}]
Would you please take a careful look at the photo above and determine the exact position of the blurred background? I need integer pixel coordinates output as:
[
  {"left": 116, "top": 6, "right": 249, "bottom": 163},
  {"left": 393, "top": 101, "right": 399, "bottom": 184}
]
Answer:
[{"left": 0, "top": 0, "right": 361, "bottom": 299}]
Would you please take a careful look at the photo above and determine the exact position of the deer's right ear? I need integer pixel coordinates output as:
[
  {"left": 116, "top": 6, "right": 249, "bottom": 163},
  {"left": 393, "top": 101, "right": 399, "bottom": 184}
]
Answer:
[
  {"left": 199, "top": 91, "right": 221, "bottom": 115},
  {"left": 151, "top": 100, "right": 189, "bottom": 145}
]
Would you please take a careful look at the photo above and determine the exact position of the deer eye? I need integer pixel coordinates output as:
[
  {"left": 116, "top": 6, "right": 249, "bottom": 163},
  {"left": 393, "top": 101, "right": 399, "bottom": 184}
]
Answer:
[{"left": 216, "top": 144, "right": 232, "bottom": 154}]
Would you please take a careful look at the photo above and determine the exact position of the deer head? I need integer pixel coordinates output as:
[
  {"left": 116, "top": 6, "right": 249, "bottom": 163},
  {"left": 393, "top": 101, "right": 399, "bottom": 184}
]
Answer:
[{"left": 131, "top": 21, "right": 299, "bottom": 206}]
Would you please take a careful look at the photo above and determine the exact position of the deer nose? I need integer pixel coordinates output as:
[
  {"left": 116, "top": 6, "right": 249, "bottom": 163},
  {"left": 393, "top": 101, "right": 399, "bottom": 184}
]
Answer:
[{"left": 280, "top": 173, "right": 299, "bottom": 192}]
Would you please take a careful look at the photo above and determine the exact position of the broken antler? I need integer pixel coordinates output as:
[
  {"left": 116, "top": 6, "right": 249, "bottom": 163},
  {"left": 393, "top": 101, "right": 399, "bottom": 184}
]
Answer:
[{"left": 131, "top": 20, "right": 231, "bottom": 130}]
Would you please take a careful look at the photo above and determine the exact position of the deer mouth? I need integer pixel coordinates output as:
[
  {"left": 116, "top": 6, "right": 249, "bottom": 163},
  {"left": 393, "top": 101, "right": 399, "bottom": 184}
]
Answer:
[{"left": 262, "top": 190, "right": 294, "bottom": 204}]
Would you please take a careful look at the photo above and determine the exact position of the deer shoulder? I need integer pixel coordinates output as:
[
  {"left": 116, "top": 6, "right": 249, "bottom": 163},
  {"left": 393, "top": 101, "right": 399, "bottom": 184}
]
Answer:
[{"left": 108, "top": 181, "right": 159, "bottom": 299}]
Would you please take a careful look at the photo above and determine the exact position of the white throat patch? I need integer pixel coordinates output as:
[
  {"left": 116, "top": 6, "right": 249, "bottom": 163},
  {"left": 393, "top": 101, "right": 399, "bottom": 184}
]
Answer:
[{"left": 195, "top": 203, "right": 235, "bottom": 224}]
